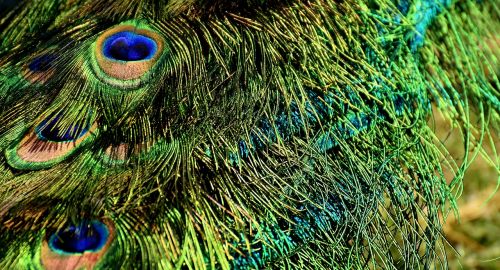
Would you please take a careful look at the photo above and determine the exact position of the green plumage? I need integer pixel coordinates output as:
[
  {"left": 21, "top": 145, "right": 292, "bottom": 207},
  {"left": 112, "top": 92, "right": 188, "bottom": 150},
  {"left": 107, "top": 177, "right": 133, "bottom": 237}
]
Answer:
[{"left": 0, "top": 0, "right": 498, "bottom": 269}]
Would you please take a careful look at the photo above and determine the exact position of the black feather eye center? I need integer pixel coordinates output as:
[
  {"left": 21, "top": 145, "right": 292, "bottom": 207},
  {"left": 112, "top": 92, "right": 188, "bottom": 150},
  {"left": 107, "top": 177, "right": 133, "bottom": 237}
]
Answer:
[
  {"left": 28, "top": 54, "right": 56, "bottom": 72},
  {"left": 103, "top": 31, "right": 157, "bottom": 61},
  {"left": 49, "top": 220, "right": 109, "bottom": 254}
]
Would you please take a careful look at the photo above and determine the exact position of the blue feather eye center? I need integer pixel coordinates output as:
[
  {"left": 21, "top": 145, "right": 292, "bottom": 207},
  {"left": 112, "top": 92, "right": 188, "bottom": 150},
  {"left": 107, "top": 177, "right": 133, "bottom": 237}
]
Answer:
[
  {"left": 49, "top": 220, "right": 109, "bottom": 254},
  {"left": 28, "top": 54, "right": 56, "bottom": 72},
  {"left": 36, "top": 114, "right": 90, "bottom": 142},
  {"left": 103, "top": 31, "right": 157, "bottom": 61}
]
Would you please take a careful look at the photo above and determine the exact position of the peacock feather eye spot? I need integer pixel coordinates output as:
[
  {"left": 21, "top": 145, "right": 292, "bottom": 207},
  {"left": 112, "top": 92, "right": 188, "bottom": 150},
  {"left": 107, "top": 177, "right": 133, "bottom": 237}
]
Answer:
[
  {"left": 5, "top": 111, "right": 97, "bottom": 170},
  {"left": 23, "top": 53, "right": 57, "bottom": 83},
  {"left": 91, "top": 23, "right": 165, "bottom": 85},
  {"left": 41, "top": 219, "right": 114, "bottom": 269},
  {"left": 36, "top": 114, "right": 90, "bottom": 142},
  {"left": 103, "top": 31, "right": 157, "bottom": 62},
  {"left": 48, "top": 220, "right": 109, "bottom": 254},
  {"left": 28, "top": 54, "right": 56, "bottom": 72}
]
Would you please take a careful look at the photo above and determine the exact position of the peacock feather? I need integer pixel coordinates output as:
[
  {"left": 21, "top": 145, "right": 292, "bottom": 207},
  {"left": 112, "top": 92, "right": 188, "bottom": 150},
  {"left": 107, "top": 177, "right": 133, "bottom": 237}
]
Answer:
[{"left": 0, "top": 0, "right": 498, "bottom": 269}]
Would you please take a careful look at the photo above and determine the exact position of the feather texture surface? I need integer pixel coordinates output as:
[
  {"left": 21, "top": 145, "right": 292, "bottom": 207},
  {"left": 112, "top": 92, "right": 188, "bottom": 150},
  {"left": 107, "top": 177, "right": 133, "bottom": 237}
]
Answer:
[{"left": 0, "top": 0, "right": 498, "bottom": 269}]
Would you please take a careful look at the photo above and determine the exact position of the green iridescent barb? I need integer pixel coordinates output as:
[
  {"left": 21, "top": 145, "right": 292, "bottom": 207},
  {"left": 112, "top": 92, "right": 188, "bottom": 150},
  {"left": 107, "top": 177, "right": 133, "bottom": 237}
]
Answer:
[{"left": 0, "top": 0, "right": 498, "bottom": 269}]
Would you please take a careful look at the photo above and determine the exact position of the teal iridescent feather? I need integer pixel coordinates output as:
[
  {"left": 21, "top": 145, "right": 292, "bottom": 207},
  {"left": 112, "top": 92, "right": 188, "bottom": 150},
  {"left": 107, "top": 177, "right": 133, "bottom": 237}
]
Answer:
[{"left": 0, "top": 0, "right": 498, "bottom": 269}]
